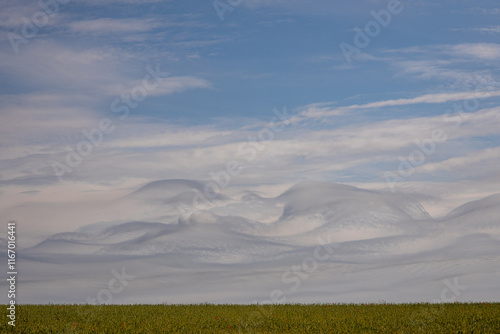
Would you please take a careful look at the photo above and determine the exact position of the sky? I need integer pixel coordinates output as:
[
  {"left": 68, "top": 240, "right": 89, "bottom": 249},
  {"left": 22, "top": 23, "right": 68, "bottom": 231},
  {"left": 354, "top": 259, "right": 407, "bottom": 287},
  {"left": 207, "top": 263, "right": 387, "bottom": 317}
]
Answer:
[{"left": 0, "top": 0, "right": 499, "bottom": 305}]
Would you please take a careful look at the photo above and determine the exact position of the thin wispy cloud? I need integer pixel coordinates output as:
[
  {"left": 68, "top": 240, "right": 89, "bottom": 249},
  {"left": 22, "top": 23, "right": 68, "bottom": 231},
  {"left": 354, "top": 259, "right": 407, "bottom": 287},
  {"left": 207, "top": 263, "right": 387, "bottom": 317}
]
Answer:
[
  {"left": 451, "top": 26, "right": 500, "bottom": 34},
  {"left": 69, "top": 18, "right": 164, "bottom": 34},
  {"left": 300, "top": 90, "right": 500, "bottom": 118},
  {"left": 452, "top": 43, "right": 500, "bottom": 60}
]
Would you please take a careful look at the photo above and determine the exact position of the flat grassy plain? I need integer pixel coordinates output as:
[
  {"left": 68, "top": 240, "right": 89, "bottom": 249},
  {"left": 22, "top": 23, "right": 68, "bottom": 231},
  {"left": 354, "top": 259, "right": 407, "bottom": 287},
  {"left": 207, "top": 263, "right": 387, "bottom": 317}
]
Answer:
[{"left": 2, "top": 303, "right": 499, "bottom": 333}]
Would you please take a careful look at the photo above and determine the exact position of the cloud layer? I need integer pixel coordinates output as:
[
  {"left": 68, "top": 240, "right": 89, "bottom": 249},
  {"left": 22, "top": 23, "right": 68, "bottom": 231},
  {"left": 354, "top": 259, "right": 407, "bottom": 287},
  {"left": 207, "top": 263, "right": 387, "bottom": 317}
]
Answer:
[{"left": 4, "top": 180, "right": 498, "bottom": 304}]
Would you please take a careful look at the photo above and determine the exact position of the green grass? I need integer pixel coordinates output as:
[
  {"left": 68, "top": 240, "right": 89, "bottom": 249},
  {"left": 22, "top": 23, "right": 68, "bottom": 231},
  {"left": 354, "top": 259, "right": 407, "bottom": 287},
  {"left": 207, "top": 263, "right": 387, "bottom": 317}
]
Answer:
[{"left": 2, "top": 303, "right": 499, "bottom": 333}]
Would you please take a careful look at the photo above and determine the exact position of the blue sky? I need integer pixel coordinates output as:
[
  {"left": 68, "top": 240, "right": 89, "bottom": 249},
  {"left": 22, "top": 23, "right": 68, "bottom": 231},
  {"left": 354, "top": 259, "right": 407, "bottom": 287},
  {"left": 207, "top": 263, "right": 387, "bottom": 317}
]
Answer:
[{"left": 1, "top": 0, "right": 500, "bottom": 241}]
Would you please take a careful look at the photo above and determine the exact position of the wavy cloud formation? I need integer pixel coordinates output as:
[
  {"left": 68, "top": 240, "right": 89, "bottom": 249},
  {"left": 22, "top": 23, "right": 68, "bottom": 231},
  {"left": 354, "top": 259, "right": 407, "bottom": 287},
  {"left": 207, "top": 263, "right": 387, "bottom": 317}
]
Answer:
[{"left": 6, "top": 180, "right": 498, "bottom": 304}]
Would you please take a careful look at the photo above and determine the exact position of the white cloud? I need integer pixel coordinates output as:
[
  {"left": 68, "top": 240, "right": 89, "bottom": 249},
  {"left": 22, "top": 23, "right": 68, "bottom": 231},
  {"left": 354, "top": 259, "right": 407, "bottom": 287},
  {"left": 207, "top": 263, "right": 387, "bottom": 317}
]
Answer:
[
  {"left": 0, "top": 1, "right": 46, "bottom": 30},
  {"left": 0, "top": 39, "right": 212, "bottom": 99},
  {"left": 300, "top": 90, "right": 500, "bottom": 118},
  {"left": 69, "top": 18, "right": 163, "bottom": 34},
  {"left": 2, "top": 179, "right": 499, "bottom": 303},
  {"left": 454, "top": 26, "right": 500, "bottom": 34},
  {"left": 105, "top": 76, "right": 212, "bottom": 97},
  {"left": 0, "top": 40, "right": 125, "bottom": 95},
  {"left": 416, "top": 147, "right": 500, "bottom": 173},
  {"left": 75, "top": 0, "right": 164, "bottom": 4},
  {"left": 476, "top": 26, "right": 500, "bottom": 33},
  {"left": 452, "top": 43, "right": 500, "bottom": 60},
  {"left": 381, "top": 44, "right": 500, "bottom": 84},
  {"left": 298, "top": 102, "right": 344, "bottom": 118},
  {"left": 393, "top": 59, "right": 467, "bottom": 81}
]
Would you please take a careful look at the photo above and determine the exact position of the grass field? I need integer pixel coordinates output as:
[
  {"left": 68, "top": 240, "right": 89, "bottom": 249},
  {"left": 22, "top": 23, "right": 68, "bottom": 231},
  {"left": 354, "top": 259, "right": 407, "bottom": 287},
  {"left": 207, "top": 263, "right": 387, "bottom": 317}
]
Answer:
[{"left": 2, "top": 303, "right": 499, "bottom": 333}]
